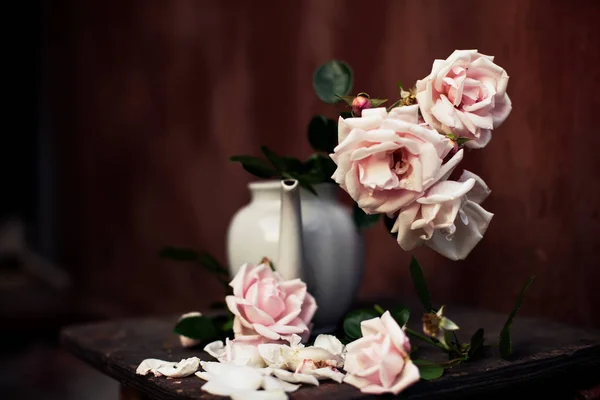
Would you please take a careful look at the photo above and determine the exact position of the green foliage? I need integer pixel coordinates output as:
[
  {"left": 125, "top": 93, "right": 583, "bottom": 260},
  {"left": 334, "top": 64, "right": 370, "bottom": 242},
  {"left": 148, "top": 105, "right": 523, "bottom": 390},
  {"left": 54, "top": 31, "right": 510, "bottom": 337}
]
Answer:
[
  {"left": 159, "top": 247, "right": 230, "bottom": 288},
  {"left": 468, "top": 328, "right": 485, "bottom": 360},
  {"left": 413, "top": 360, "right": 445, "bottom": 380},
  {"left": 174, "top": 315, "right": 218, "bottom": 341},
  {"left": 313, "top": 60, "right": 353, "bottom": 104},
  {"left": 343, "top": 309, "right": 380, "bottom": 340},
  {"left": 308, "top": 115, "right": 338, "bottom": 154},
  {"left": 352, "top": 203, "right": 381, "bottom": 231},
  {"left": 229, "top": 155, "right": 278, "bottom": 179},
  {"left": 391, "top": 306, "right": 411, "bottom": 327},
  {"left": 409, "top": 256, "right": 433, "bottom": 312},
  {"left": 499, "top": 276, "right": 536, "bottom": 359}
]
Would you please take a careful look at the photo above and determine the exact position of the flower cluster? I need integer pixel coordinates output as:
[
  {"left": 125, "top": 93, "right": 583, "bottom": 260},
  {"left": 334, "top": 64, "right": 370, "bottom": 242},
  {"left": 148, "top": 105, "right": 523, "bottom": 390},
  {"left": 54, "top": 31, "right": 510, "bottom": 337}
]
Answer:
[{"left": 331, "top": 49, "right": 510, "bottom": 260}]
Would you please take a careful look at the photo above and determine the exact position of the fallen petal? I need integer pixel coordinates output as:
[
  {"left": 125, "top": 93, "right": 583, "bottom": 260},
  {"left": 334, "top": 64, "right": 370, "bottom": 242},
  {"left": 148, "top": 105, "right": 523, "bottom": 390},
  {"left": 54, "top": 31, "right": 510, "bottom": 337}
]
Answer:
[
  {"left": 156, "top": 357, "right": 200, "bottom": 378},
  {"left": 313, "top": 335, "right": 345, "bottom": 358},
  {"left": 272, "top": 369, "right": 319, "bottom": 386},
  {"left": 136, "top": 359, "right": 176, "bottom": 377},
  {"left": 311, "top": 367, "right": 345, "bottom": 383},
  {"left": 262, "top": 375, "right": 300, "bottom": 392}
]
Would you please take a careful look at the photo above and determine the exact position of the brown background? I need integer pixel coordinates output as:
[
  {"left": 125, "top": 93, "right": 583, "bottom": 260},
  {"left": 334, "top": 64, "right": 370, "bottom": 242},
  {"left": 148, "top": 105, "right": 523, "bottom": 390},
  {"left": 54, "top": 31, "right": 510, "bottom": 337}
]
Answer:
[{"left": 46, "top": 0, "right": 600, "bottom": 327}]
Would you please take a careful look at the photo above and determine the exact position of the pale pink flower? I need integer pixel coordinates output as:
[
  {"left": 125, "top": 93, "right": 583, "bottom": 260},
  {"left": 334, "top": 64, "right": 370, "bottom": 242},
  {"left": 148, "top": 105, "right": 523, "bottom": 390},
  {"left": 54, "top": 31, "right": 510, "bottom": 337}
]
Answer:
[
  {"left": 391, "top": 170, "right": 493, "bottom": 260},
  {"left": 344, "top": 311, "right": 419, "bottom": 395},
  {"left": 330, "top": 105, "right": 463, "bottom": 215},
  {"left": 225, "top": 263, "right": 317, "bottom": 344},
  {"left": 415, "top": 49, "right": 512, "bottom": 148}
]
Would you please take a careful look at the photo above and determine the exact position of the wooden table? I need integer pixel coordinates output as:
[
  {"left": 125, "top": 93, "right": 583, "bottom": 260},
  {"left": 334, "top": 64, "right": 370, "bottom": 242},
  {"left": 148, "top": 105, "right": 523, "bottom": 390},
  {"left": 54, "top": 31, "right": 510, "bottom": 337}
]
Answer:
[{"left": 61, "top": 306, "right": 600, "bottom": 399}]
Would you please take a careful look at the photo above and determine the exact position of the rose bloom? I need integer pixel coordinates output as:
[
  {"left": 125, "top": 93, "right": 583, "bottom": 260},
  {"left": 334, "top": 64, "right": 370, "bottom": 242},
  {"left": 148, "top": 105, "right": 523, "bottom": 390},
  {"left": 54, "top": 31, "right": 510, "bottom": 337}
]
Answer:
[
  {"left": 391, "top": 170, "right": 493, "bottom": 260},
  {"left": 330, "top": 105, "right": 463, "bottom": 215},
  {"left": 415, "top": 49, "right": 512, "bottom": 149},
  {"left": 226, "top": 262, "right": 317, "bottom": 343},
  {"left": 344, "top": 311, "right": 419, "bottom": 395}
]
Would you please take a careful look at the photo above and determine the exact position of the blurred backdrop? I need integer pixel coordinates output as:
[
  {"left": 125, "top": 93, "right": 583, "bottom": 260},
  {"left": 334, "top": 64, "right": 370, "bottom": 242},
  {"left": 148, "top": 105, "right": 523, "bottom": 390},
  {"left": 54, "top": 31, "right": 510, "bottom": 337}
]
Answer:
[{"left": 5, "top": 0, "right": 600, "bottom": 341}]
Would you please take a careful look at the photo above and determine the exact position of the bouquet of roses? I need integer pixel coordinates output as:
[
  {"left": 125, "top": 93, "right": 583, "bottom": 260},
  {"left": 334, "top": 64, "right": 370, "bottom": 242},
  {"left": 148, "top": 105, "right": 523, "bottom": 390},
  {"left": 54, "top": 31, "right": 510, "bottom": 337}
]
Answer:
[{"left": 153, "top": 50, "right": 535, "bottom": 399}]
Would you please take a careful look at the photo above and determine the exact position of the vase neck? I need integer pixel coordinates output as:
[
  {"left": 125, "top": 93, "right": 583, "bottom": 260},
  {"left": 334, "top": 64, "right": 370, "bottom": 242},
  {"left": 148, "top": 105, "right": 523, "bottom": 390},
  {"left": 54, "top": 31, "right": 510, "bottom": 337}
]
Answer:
[{"left": 248, "top": 180, "right": 338, "bottom": 203}]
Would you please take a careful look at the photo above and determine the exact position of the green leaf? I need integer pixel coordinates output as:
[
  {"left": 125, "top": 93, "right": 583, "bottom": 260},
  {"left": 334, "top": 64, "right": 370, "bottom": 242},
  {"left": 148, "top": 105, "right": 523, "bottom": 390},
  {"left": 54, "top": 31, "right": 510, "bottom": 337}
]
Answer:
[
  {"left": 397, "top": 82, "right": 403, "bottom": 91},
  {"left": 373, "top": 304, "right": 385, "bottom": 315},
  {"left": 222, "top": 318, "right": 234, "bottom": 332},
  {"left": 313, "top": 60, "right": 353, "bottom": 104},
  {"left": 340, "top": 111, "right": 353, "bottom": 119},
  {"left": 391, "top": 306, "right": 410, "bottom": 327},
  {"left": 343, "top": 309, "right": 379, "bottom": 340},
  {"left": 499, "top": 276, "right": 536, "bottom": 359},
  {"left": 413, "top": 360, "right": 444, "bottom": 380},
  {"left": 468, "top": 328, "right": 485, "bottom": 360},
  {"left": 281, "top": 156, "right": 304, "bottom": 173},
  {"left": 409, "top": 256, "right": 433, "bottom": 311},
  {"left": 261, "top": 146, "right": 286, "bottom": 172},
  {"left": 456, "top": 137, "right": 472, "bottom": 146},
  {"left": 174, "top": 315, "right": 218, "bottom": 341},
  {"left": 159, "top": 246, "right": 200, "bottom": 262},
  {"left": 307, "top": 115, "right": 338, "bottom": 153},
  {"left": 230, "top": 155, "right": 278, "bottom": 179},
  {"left": 370, "top": 98, "right": 388, "bottom": 107},
  {"left": 197, "top": 252, "right": 229, "bottom": 275},
  {"left": 335, "top": 94, "right": 357, "bottom": 105},
  {"left": 352, "top": 203, "right": 380, "bottom": 230},
  {"left": 445, "top": 133, "right": 457, "bottom": 140}
]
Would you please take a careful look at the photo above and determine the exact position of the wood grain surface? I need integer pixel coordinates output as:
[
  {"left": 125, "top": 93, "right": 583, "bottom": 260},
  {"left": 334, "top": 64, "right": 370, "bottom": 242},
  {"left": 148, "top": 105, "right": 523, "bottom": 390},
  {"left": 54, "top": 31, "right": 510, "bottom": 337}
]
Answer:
[
  {"left": 61, "top": 307, "right": 600, "bottom": 399},
  {"left": 45, "top": 0, "right": 600, "bottom": 325}
]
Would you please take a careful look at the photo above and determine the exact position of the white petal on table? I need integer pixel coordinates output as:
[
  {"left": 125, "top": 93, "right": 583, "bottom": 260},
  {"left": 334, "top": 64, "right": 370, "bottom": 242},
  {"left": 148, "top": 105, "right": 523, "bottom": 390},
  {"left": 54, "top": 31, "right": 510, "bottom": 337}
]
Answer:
[
  {"left": 156, "top": 357, "right": 200, "bottom": 378},
  {"left": 271, "top": 369, "right": 320, "bottom": 386},
  {"left": 136, "top": 357, "right": 200, "bottom": 378},
  {"left": 262, "top": 376, "right": 300, "bottom": 392}
]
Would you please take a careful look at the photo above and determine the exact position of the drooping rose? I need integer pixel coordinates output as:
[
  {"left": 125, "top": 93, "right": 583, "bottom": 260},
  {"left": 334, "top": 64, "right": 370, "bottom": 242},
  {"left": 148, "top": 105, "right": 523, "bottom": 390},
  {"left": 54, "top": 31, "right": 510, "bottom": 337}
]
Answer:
[
  {"left": 330, "top": 105, "right": 463, "bottom": 215},
  {"left": 225, "top": 263, "right": 317, "bottom": 344},
  {"left": 391, "top": 170, "right": 493, "bottom": 260},
  {"left": 415, "top": 49, "right": 512, "bottom": 149},
  {"left": 343, "top": 311, "right": 419, "bottom": 395}
]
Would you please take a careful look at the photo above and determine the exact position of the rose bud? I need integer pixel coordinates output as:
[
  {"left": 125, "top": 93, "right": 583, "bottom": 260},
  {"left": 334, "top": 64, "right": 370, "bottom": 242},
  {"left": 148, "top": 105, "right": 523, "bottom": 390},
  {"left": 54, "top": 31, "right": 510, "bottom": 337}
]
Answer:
[{"left": 351, "top": 94, "right": 372, "bottom": 116}]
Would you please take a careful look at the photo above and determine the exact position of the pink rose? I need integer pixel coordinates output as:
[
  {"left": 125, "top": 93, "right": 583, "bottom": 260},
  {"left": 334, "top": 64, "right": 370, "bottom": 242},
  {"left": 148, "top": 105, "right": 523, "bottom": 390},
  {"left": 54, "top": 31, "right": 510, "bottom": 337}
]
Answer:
[
  {"left": 391, "top": 170, "right": 493, "bottom": 260},
  {"left": 330, "top": 105, "right": 463, "bottom": 215},
  {"left": 226, "top": 262, "right": 317, "bottom": 344},
  {"left": 415, "top": 49, "right": 512, "bottom": 149},
  {"left": 344, "top": 311, "right": 420, "bottom": 395}
]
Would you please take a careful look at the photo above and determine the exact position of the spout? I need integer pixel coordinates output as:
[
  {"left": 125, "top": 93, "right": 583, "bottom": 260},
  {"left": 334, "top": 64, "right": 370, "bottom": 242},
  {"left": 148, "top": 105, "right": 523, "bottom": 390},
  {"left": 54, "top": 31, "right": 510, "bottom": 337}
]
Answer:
[{"left": 277, "top": 179, "right": 304, "bottom": 280}]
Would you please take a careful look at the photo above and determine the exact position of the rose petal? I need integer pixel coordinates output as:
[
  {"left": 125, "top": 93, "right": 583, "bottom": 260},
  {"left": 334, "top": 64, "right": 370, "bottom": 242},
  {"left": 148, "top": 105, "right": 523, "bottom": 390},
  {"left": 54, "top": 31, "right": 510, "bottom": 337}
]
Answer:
[
  {"left": 313, "top": 334, "right": 345, "bottom": 358},
  {"left": 155, "top": 357, "right": 200, "bottom": 378},
  {"left": 458, "top": 170, "right": 491, "bottom": 204},
  {"left": 426, "top": 201, "right": 493, "bottom": 260},
  {"left": 262, "top": 375, "right": 300, "bottom": 393},
  {"left": 272, "top": 369, "right": 320, "bottom": 386},
  {"left": 253, "top": 323, "right": 283, "bottom": 341},
  {"left": 387, "top": 360, "right": 420, "bottom": 394}
]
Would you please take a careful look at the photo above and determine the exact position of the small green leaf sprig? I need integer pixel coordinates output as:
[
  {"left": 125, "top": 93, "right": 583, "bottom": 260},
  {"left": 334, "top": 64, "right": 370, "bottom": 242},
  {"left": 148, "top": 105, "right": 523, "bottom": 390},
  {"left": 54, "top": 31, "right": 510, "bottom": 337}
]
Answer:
[
  {"left": 230, "top": 60, "right": 354, "bottom": 196},
  {"left": 341, "top": 256, "right": 535, "bottom": 380}
]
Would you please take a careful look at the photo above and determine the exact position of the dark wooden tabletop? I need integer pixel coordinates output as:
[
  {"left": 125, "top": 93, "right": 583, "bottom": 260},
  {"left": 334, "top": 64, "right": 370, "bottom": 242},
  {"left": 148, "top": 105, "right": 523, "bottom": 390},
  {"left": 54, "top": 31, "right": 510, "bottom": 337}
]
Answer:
[{"left": 61, "top": 306, "right": 600, "bottom": 399}]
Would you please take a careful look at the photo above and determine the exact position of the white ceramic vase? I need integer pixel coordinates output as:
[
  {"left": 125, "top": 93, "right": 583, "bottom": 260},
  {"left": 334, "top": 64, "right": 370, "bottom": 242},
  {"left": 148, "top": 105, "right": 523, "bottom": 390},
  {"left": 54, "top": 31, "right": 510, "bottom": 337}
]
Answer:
[{"left": 226, "top": 180, "right": 365, "bottom": 332}]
